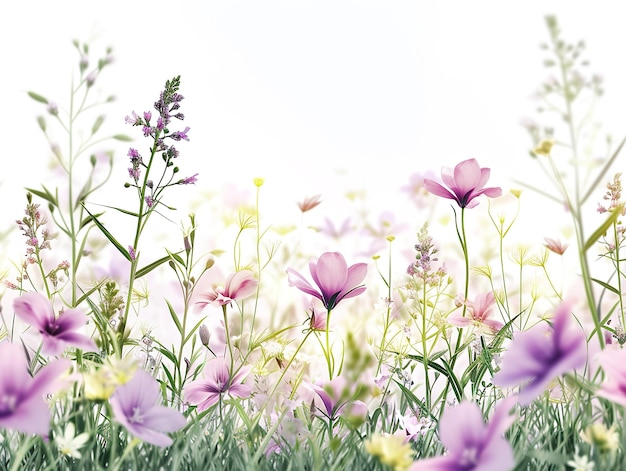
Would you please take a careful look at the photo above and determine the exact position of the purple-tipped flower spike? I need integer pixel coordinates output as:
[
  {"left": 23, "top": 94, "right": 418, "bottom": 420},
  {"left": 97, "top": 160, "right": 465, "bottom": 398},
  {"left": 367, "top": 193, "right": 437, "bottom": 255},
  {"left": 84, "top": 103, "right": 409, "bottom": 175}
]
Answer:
[
  {"left": 287, "top": 252, "right": 367, "bottom": 311},
  {"left": 492, "top": 302, "right": 587, "bottom": 406},
  {"left": 184, "top": 357, "right": 252, "bottom": 412},
  {"left": 409, "top": 396, "right": 517, "bottom": 471},
  {"left": 0, "top": 342, "right": 71, "bottom": 436},
  {"left": 423, "top": 158, "right": 502, "bottom": 209},
  {"left": 110, "top": 369, "right": 186, "bottom": 448},
  {"left": 13, "top": 292, "right": 98, "bottom": 356}
]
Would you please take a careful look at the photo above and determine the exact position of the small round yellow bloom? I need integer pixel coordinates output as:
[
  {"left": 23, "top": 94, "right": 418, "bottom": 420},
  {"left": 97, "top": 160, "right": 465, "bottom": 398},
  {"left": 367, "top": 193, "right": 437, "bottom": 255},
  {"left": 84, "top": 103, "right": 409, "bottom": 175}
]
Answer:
[
  {"left": 253, "top": 177, "right": 264, "bottom": 187},
  {"left": 533, "top": 139, "right": 554, "bottom": 156},
  {"left": 364, "top": 432, "right": 414, "bottom": 471}
]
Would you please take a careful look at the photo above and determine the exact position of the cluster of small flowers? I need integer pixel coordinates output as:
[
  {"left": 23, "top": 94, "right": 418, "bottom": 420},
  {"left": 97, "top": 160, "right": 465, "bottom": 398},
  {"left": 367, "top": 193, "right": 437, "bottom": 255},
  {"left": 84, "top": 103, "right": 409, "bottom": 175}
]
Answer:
[
  {"left": 597, "top": 173, "right": 625, "bottom": 215},
  {"left": 406, "top": 223, "right": 447, "bottom": 287}
]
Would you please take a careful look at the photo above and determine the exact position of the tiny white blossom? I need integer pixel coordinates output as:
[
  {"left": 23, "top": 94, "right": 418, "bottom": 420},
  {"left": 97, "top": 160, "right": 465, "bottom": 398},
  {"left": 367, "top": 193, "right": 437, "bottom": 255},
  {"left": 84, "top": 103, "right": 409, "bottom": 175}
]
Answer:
[{"left": 54, "top": 423, "right": 89, "bottom": 459}]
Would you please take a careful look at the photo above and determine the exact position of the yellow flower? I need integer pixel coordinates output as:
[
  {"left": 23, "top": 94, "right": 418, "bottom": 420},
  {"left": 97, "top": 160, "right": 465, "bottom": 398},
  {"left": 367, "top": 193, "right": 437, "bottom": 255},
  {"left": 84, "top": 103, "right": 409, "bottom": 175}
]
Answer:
[
  {"left": 580, "top": 423, "right": 619, "bottom": 454},
  {"left": 83, "top": 356, "right": 138, "bottom": 401},
  {"left": 365, "top": 432, "right": 414, "bottom": 471},
  {"left": 533, "top": 139, "right": 554, "bottom": 155}
]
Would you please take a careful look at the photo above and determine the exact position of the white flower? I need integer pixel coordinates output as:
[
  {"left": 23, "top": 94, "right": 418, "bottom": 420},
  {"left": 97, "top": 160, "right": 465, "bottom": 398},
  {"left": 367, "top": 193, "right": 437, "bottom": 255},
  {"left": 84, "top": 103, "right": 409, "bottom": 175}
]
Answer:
[
  {"left": 566, "top": 448, "right": 595, "bottom": 471},
  {"left": 54, "top": 423, "right": 89, "bottom": 459}
]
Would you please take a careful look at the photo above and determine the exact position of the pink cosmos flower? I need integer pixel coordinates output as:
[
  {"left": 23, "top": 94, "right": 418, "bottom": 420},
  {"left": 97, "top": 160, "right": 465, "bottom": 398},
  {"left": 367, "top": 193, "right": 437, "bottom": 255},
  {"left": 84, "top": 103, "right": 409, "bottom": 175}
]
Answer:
[
  {"left": 409, "top": 396, "right": 517, "bottom": 471},
  {"left": 0, "top": 342, "right": 71, "bottom": 436},
  {"left": 13, "top": 292, "right": 98, "bottom": 355},
  {"left": 287, "top": 252, "right": 367, "bottom": 311},
  {"left": 448, "top": 292, "right": 503, "bottom": 335},
  {"left": 423, "top": 158, "right": 502, "bottom": 209},
  {"left": 195, "top": 270, "right": 258, "bottom": 311},
  {"left": 492, "top": 302, "right": 587, "bottom": 406},
  {"left": 184, "top": 357, "right": 252, "bottom": 411},
  {"left": 110, "top": 369, "right": 186, "bottom": 448}
]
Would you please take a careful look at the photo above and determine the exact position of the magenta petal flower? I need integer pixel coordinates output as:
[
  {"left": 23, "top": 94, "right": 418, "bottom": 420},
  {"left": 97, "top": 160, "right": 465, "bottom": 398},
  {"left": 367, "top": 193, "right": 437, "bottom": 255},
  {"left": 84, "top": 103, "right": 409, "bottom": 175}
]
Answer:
[
  {"left": 0, "top": 342, "right": 71, "bottom": 436},
  {"left": 287, "top": 252, "right": 367, "bottom": 311},
  {"left": 184, "top": 357, "right": 252, "bottom": 412},
  {"left": 423, "top": 158, "right": 502, "bottom": 209},
  {"left": 110, "top": 369, "right": 186, "bottom": 448},
  {"left": 13, "top": 292, "right": 98, "bottom": 355},
  {"left": 409, "top": 396, "right": 517, "bottom": 471},
  {"left": 195, "top": 270, "right": 258, "bottom": 310},
  {"left": 492, "top": 302, "right": 587, "bottom": 406}
]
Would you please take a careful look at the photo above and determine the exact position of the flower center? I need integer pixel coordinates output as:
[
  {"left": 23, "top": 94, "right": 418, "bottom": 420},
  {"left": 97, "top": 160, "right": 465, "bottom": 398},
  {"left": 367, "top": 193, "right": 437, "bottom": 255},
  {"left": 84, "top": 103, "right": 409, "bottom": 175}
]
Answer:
[
  {"left": 0, "top": 394, "right": 17, "bottom": 416},
  {"left": 459, "top": 446, "right": 479, "bottom": 467},
  {"left": 129, "top": 406, "right": 144, "bottom": 424}
]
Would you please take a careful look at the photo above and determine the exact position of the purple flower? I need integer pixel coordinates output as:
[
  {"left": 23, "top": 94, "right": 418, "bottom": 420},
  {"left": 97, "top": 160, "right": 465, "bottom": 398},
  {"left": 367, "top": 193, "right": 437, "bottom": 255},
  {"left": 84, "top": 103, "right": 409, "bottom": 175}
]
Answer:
[
  {"left": 173, "top": 126, "right": 190, "bottom": 141},
  {"left": 180, "top": 173, "right": 199, "bottom": 185},
  {"left": 309, "top": 375, "right": 368, "bottom": 422},
  {"left": 184, "top": 357, "right": 252, "bottom": 411},
  {"left": 492, "top": 302, "right": 587, "bottom": 406},
  {"left": 110, "top": 369, "right": 186, "bottom": 448},
  {"left": 287, "top": 252, "right": 367, "bottom": 311},
  {"left": 195, "top": 270, "right": 258, "bottom": 311},
  {"left": 423, "top": 158, "right": 502, "bottom": 209},
  {"left": 0, "top": 342, "right": 71, "bottom": 436},
  {"left": 409, "top": 397, "right": 517, "bottom": 471},
  {"left": 125, "top": 111, "right": 140, "bottom": 125},
  {"left": 13, "top": 292, "right": 98, "bottom": 355}
]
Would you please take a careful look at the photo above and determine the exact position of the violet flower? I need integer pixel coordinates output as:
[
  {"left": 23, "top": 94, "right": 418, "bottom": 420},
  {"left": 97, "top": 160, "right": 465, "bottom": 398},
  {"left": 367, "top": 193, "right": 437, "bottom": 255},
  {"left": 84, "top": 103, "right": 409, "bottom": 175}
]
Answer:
[
  {"left": 287, "top": 252, "right": 367, "bottom": 311},
  {"left": 195, "top": 270, "right": 258, "bottom": 310},
  {"left": 309, "top": 375, "right": 367, "bottom": 422},
  {"left": 0, "top": 342, "right": 71, "bottom": 436},
  {"left": 409, "top": 396, "right": 517, "bottom": 471},
  {"left": 492, "top": 302, "right": 587, "bottom": 406},
  {"left": 423, "top": 158, "right": 502, "bottom": 209},
  {"left": 110, "top": 369, "right": 186, "bottom": 448},
  {"left": 14, "top": 292, "right": 98, "bottom": 355},
  {"left": 184, "top": 357, "right": 252, "bottom": 412}
]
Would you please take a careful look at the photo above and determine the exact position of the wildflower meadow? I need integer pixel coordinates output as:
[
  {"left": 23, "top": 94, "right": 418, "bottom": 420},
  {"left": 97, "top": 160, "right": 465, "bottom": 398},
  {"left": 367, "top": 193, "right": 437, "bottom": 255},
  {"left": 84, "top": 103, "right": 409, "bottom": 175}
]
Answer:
[{"left": 2, "top": 12, "right": 626, "bottom": 471}]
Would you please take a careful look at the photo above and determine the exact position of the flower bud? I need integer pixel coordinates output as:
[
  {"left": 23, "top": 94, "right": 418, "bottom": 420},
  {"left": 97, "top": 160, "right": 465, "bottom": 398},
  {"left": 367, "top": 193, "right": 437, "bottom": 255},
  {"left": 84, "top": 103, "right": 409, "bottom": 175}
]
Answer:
[{"left": 199, "top": 324, "right": 211, "bottom": 347}]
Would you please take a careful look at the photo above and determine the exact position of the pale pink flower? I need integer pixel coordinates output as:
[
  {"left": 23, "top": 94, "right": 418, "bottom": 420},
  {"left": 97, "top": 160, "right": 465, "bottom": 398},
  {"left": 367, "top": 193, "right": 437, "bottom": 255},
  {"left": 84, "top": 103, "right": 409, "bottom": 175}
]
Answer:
[
  {"left": 544, "top": 237, "right": 568, "bottom": 255},
  {"left": 424, "top": 158, "right": 502, "bottom": 209},
  {"left": 595, "top": 347, "right": 626, "bottom": 406},
  {"left": 448, "top": 292, "right": 503, "bottom": 335},
  {"left": 297, "top": 194, "right": 322, "bottom": 213},
  {"left": 195, "top": 270, "right": 258, "bottom": 310}
]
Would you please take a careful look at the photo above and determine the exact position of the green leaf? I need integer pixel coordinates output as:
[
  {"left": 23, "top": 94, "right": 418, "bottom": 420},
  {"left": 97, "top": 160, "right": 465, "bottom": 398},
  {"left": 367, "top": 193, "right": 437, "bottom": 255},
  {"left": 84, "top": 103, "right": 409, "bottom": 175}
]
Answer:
[
  {"left": 581, "top": 135, "right": 626, "bottom": 204},
  {"left": 25, "top": 186, "right": 58, "bottom": 207},
  {"left": 590, "top": 277, "right": 621, "bottom": 296},
  {"left": 27, "top": 91, "right": 48, "bottom": 104},
  {"left": 82, "top": 204, "right": 131, "bottom": 261},
  {"left": 112, "top": 134, "right": 133, "bottom": 142},
  {"left": 583, "top": 205, "right": 624, "bottom": 252},
  {"left": 135, "top": 251, "right": 184, "bottom": 278},
  {"left": 91, "top": 115, "right": 105, "bottom": 135},
  {"left": 166, "top": 300, "right": 183, "bottom": 336}
]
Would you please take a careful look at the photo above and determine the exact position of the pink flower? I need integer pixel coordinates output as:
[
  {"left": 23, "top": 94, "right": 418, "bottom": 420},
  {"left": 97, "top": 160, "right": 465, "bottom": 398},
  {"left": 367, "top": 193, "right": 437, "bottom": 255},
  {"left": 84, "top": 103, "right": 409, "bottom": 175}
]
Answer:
[
  {"left": 492, "top": 302, "right": 587, "bottom": 406},
  {"left": 287, "top": 252, "right": 367, "bottom": 311},
  {"left": 13, "top": 292, "right": 98, "bottom": 355},
  {"left": 195, "top": 270, "right": 258, "bottom": 310},
  {"left": 409, "top": 396, "right": 517, "bottom": 471},
  {"left": 110, "top": 369, "right": 186, "bottom": 447},
  {"left": 544, "top": 237, "right": 568, "bottom": 255},
  {"left": 0, "top": 342, "right": 71, "bottom": 436},
  {"left": 423, "top": 158, "right": 502, "bottom": 209},
  {"left": 448, "top": 292, "right": 503, "bottom": 335},
  {"left": 184, "top": 357, "right": 252, "bottom": 411},
  {"left": 297, "top": 194, "right": 322, "bottom": 213},
  {"left": 595, "top": 348, "right": 626, "bottom": 406}
]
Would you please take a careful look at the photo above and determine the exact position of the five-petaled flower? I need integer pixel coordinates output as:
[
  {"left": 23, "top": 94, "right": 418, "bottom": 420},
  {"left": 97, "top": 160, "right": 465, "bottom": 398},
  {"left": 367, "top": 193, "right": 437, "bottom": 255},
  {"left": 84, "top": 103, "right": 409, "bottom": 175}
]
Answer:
[
  {"left": 423, "top": 158, "right": 502, "bottom": 209},
  {"left": 195, "top": 270, "right": 258, "bottom": 311},
  {"left": 448, "top": 292, "right": 503, "bottom": 335},
  {"left": 110, "top": 369, "right": 186, "bottom": 448},
  {"left": 287, "top": 252, "right": 367, "bottom": 311},
  {"left": 0, "top": 342, "right": 71, "bottom": 436},
  {"left": 184, "top": 357, "right": 252, "bottom": 412},
  {"left": 492, "top": 302, "right": 587, "bottom": 406},
  {"left": 409, "top": 396, "right": 517, "bottom": 471},
  {"left": 13, "top": 292, "right": 98, "bottom": 356}
]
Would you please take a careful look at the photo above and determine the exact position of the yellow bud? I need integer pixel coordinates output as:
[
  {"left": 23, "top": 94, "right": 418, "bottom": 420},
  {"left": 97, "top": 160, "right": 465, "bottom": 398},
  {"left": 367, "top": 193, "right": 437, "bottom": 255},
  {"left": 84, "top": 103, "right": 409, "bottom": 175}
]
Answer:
[
  {"left": 253, "top": 177, "right": 264, "bottom": 187},
  {"left": 533, "top": 139, "right": 554, "bottom": 156}
]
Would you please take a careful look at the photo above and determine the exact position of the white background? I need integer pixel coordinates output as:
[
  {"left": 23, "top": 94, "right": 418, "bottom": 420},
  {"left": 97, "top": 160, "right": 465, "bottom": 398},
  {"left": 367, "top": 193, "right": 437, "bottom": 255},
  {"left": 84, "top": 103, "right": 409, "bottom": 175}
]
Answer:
[{"left": 2, "top": 1, "right": 625, "bottom": 265}]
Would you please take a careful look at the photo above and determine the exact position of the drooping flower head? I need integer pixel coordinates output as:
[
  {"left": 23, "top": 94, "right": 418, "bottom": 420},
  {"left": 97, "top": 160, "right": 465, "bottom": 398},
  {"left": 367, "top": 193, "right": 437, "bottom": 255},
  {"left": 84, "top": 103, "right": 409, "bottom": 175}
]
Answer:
[
  {"left": 195, "top": 270, "right": 258, "bottom": 311},
  {"left": 110, "top": 369, "right": 186, "bottom": 448},
  {"left": 409, "top": 396, "right": 517, "bottom": 471},
  {"left": 423, "top": 158, "right": 502, "bottom": 209},
  {"left": 13, "top": 292, "right": 98, "bottom": 355},
  {"left": 492, "top": 302, "right": 587, "bottom": 406},
  {"left": 287, "top": 252, "right": 367, "bottom": 311},
  {"left": 0, "top": 342, "right": 71, "bottom": 436},
  {"left": 184, "top": 357, "right": 252, "bottom": 412}
]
